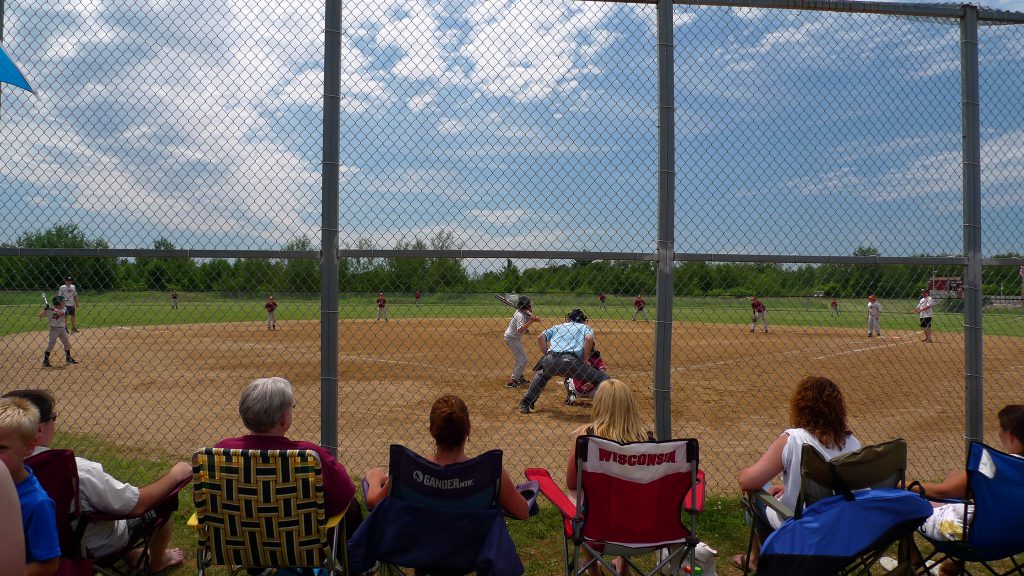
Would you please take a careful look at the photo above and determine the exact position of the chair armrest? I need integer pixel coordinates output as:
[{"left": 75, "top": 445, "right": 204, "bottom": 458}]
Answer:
[
  {"left": 524, "top": 468, "right": 576, "bottom": 520},
  {"left": 747, "top": 489, "right": 794, "bottom": 521},
  {"left": 684, "top": 469, "right": 706, "bottom": 514}
]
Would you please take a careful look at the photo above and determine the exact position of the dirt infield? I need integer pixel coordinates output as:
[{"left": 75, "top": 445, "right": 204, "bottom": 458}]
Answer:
[{"left": 3, "top": 316, "right": 1022, "bottom": 494}]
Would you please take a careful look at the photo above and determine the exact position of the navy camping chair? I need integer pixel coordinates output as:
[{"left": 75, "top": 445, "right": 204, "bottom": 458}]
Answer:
[
  {"left": 914, "top": 442, "right": 1024, "bottom": 575},
  {"left": 758, "top": 487, "right": 932, "bottom": 576},
  {"left": 348, "top": 445, "right": 525, "bottom": 576}
]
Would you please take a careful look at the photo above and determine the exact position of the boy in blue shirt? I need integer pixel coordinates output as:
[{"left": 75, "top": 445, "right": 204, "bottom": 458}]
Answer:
[{"left": 0, "top": 397, "right": 60, "bottom": 576}]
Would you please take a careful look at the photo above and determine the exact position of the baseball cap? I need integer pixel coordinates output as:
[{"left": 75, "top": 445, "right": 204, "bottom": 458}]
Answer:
[
  {"left": 65, "top": 276, "right": 73, "bottom": 281},
  {"left": 868, "top": 295, "right": 876, "bottom": 301}
]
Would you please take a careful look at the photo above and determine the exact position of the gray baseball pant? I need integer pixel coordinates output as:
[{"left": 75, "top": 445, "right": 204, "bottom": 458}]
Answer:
[
  {"left": 521, "top": 353, "right": 609, "bottom": 408},
  {"left": 505, "top": 336, "right": 528, "bottom": 381},
  {"left": 46, "top": 327, "right": 71, "bottom": 353},
  {"left": 868, "top": 316, "right": 880, "bottom": 335}
]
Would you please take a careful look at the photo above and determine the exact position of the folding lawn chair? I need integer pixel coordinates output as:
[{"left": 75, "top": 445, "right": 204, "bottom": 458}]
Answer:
[
  {"left": 26, "top": 448, "right": 188, "bottom": 576},
  {"left": 190, "top": 447, "right": 349, "bottom": 576},
  {"left": 525, "top": 436, "right": 704, "bottom": 576},
  {"left": 347, "top": 444, "right": 525, "bottom": 576},
  {"left": 740, "top": 438, "right": 910, "bottom": 575},
  {"left": 757, "top": 487, "right": 932, "bottom": 576},
  {"left": 912, "top": 441, "right": 1024, "bottom": 575}
]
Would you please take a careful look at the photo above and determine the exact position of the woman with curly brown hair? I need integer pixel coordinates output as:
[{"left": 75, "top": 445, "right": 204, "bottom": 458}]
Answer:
[{"left": 734, "top": 376, "right": 861, "bottom": 570}]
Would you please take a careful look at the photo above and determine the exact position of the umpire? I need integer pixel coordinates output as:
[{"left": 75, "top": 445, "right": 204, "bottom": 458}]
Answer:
[{"left": 518, "top": 308, "right": 609, "bottom": 414}]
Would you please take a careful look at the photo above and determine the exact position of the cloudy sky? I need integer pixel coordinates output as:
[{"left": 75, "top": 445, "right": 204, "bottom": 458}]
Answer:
[{"left": 1, "top": 0, "right": 1023, "bottom": 258}]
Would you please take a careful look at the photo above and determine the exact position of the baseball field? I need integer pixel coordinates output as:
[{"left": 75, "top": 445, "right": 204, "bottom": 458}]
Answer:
[{"left": 2, "top": 292, "right": 1022, "bottom": 495}]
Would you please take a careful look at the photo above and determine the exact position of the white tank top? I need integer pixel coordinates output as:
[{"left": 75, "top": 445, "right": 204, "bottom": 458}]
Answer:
[{"left": 765, "top": 427, "right": 861, "bottom": 528}]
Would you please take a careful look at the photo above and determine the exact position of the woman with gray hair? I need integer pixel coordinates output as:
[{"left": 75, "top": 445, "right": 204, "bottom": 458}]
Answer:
[{"left": 216, "top": 377, "right": 361, "bottom": 528}]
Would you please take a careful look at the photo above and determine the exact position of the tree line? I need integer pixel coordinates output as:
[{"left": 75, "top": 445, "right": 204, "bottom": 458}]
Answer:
[{"left": 2, "top": 225, "right": 1021, "bottom": 298}]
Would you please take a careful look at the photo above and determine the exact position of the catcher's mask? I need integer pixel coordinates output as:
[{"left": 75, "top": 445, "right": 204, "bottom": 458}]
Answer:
[
  {"left": 517, "top": 295, "right": 532, "bottom": 310},
  {"left": 567, "top": 308, "right": 587, "bottom": 323}
]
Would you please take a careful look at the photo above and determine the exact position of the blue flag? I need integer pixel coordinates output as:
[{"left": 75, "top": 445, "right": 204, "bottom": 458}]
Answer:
[{"left": 0, "top": 43, "right": 33, "bottom": 93}]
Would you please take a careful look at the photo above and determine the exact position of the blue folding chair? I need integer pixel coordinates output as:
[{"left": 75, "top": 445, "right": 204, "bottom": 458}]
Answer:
[
  {"left": 758, "top": 487, "right": 932, "bottom": 576},
  {"left": 348, "top": 445, "right": 524, "bottom": 576},
  {"left": 915, "top": 442, "right": 1024, "bottom": 575}
]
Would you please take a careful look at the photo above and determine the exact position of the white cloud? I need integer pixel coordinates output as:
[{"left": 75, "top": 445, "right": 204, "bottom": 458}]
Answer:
[{"left": 467, "top": 208, "right": 528, "bottom": 224}]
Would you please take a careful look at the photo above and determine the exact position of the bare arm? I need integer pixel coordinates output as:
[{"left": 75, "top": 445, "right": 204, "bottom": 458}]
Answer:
[
  {"left": 537, "top": 332, "right": 549, "bottom": 356},
  {"left": 0, "top": 465, "right": 25, "bottom": 576},
  {"left": 737, "top": 433, "right": 788, "bottom": 493},
  {"left": 27, "top": 558, "right": 59, "bottom": 576},
  {"left": 516, "top": 314, "right": 538, "bottom": 335},
  {"left": 499, "top": 468, "right": 529, "bottom": 520},
  {"left": 131, "top": 462, "right": 192, "bottom": 515},
  {"left": 565, "top": 429, "right": 587, "bottom": 489},
  {"left": 363, "top": 467, "right": 390, "bottom": 509},
  {"left": 582, "top": 335, "right": 594, "bottom": 364},
  {"left": 911, "top": 470, "right": 968, "bottom": 500}
]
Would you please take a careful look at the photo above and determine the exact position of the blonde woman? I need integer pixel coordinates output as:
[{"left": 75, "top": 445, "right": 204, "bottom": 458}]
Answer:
[{"left": 564, "top": 379, "right": 652, "bottom": 576}]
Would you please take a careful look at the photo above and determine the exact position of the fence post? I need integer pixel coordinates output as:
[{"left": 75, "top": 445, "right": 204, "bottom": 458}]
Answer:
[
  {"left": 321, "top": 0, "right": 341, "bottom": 457},
  {"left": 960, "top": 4, "right": 983, "bottom": 449},
  {"left": 653, "top": 0, "right": 675, "bottom": 441}
]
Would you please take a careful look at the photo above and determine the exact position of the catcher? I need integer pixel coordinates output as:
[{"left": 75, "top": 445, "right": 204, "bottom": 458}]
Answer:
[{"left": 563, "top": 350, "right": 607, "bottom": 406}]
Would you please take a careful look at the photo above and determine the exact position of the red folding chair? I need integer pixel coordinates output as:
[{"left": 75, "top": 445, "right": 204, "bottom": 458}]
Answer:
[
  {"left": 526, "top": 436, "right": 704, "bottom": 576},
  {"left": 27, "top": 448, "right": 188, "bottom": 576},
  {"left": 25, "top": 449, "right": 93, "bottom": 576}
]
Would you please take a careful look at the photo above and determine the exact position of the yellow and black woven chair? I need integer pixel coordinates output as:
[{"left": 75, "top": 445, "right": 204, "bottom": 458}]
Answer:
[{"left": 191, "top": 447, "right": 349, "bottom": 575}]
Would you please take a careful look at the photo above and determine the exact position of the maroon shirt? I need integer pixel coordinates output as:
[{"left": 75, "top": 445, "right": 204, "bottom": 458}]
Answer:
[
  {"left": 634, "top": 297, "right": 645, "bottom": 310},
  {"left": 752, "top": 299, "right": 766, "bottom": 313},
  {"left": 215, "top": 435, "right": 355, "bottom": 517}
]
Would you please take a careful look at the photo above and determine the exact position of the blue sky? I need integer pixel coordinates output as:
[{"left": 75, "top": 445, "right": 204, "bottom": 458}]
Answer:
[{"left": 1, "top": 0, "right": 1022, "bottom": 258}]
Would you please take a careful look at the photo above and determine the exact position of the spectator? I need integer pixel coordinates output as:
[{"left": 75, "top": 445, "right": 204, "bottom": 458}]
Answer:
[
  {"left": 4, "top": 389, "right": 191, "bottom": 572},
  {"left": 563, "top": 379, "right": 651, "bottom": 576},
  {"left": 907, "top": 404, "right": 1024, "bottom": 576},
  {"left": 216, "top": 378, "right": 362, "bottom": 529},
  {"left": 734, "top": 376, "right": 860, "bottom": 571},
  {"left": 364, "top": 394, "right": 528, "bottom": 519},
  {"left": 0, "top": 397, "right": 60, "bottom": 576},
  {"left": 0, "top": 461, "right": 27, "bottom": 576}
]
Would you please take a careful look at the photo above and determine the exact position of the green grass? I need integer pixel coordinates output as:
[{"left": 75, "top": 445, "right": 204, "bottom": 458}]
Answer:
[{"left": 3, "top": 291, "right": 1019, "bottom": 337}]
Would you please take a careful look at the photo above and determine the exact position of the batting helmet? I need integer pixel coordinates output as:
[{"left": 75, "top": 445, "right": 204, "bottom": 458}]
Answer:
[
  {"left": 516, "top": 295, "right": 532, "bottom": 310},
  {"left": 567, "top": 308, "right": 587, "bottom": 323},
  {"left": 54, "top": 295, "right": 66, "bottom": 303}
]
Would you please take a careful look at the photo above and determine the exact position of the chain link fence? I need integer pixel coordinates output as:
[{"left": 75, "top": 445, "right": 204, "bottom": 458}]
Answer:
[{"left": 1, "top": 0, "right": 1023, "bottom": 500}]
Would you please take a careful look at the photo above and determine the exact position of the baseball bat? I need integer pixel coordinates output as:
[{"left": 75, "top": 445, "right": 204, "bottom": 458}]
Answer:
[
  {"left": 42, "top": 292, "right": 49, "bottom": 308},
  {"left": 494, "top": 293, "right": 516, "bottom": 309}
]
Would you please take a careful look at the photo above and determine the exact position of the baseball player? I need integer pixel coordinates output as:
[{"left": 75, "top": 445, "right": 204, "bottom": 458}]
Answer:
[
  {"left": 518, "top": 308, "right": 609, "bottom": 414},
  {"left": 830, "top": 297, "right": 840, "bottom": 317},
  {"left": 415, "top": 291, "right": 421, "bottom": 307},
  {"left": 913, "top": 288, "right": 934, "bottom": 343},
  {"left": 39, "top": 295, "right": 77, "bottom": 367},
  {"left": 171, "top": 289, "right": 178, "bottom": 310},
  {"left": 751, "top": 296, "right": 768, "bottom": 333},
  {"left": 376, "top": 292, "right": 388, "bottom": 322},
  {"left": 631, "top": 294, "right": 648, "bottom": 321},
  {"left": 597, "top": 291, "right": 606, "bottom": 310},
  {"left": 867, "top": 294, "right": 882, "bottom": 337},
  {"left": 264, "top": 295, "right": 278, "bottom": 330},
  {"left": 504, "top": 295, "right": 540, "bottom": 388},
  {"left": 57, "top": 276, "right": 80, "bottom": 332}
]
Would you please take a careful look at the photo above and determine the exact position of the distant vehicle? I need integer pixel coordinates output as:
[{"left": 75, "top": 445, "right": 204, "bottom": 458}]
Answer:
[
  {"left": 812, "top": 291, "right": 825, "bottom": 298},
  {"left": 929, "top": 277, "right": 964, "bottom": 299}
]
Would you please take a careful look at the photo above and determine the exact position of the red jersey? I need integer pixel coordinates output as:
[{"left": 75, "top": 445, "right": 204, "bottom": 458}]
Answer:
[
  {"left": 415, "top": 292, "right": 421, "bottom": 300},
  {"left": 376, "top": 296, "right": 386, "bottom": 308},
  {"left": 752, "top": 299, "right": 766, "bottom": 313},
  {"left": 598, "top": 293, "right": 606, "bottom": 302},
  {"left": 634, "top": 297, "right": 645, "bottom": 310},
  {"left": 264, "top": 300, "right": 277, "bottom": 312}
]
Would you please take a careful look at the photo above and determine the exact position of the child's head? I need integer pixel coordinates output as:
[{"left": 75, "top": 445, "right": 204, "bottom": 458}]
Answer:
[
  {"left": 589, "top": 379, "right": 648, "bottom": 444},
  {"left": 997, "top": 405, "right": 1024, "bottom": 454},
  {"left": 0, "top": 397, "right": 40, "bottom": 477}
]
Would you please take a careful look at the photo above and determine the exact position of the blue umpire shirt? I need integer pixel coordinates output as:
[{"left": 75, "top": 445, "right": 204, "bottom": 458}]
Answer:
[{"left": 543, "top": 322, "right": 594, "bottom": 356}]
